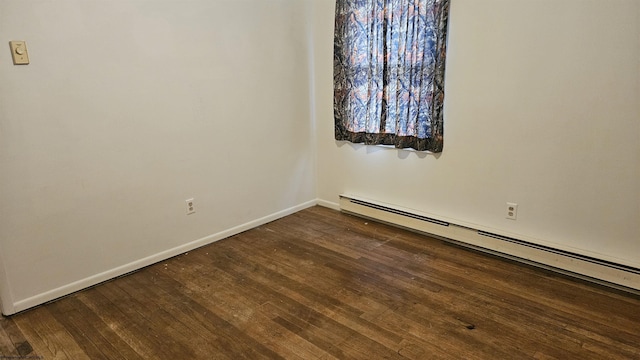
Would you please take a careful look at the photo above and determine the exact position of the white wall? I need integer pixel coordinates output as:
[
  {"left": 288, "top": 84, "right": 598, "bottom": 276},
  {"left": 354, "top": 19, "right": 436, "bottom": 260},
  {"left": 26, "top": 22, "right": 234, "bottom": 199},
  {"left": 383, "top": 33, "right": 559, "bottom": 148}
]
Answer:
[
  {"left": 313, "top": 1, "right": 640, "bottom": 267},
  {"left": 0, "top": 0, "right": 316, "bottom": 314},
  {"left": 1, "top": 0, "right": 638, "bottom": 315}
]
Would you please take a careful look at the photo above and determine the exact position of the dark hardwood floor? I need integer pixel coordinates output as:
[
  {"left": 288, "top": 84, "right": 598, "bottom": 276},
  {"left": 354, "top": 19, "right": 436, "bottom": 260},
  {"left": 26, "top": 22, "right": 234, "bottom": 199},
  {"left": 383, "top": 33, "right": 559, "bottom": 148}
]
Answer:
[{"left": 1, "top": 206, "right": 638, "bottom": 359}]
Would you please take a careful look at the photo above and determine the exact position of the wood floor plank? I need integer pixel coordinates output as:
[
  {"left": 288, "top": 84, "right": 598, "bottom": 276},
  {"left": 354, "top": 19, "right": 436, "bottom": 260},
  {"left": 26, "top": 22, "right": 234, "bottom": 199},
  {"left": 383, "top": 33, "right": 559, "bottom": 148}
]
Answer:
[
  {"left": 212, "top": 230, "right": 531, "bottom": 359},
  {"left": 143, "top": 273, "right": 303, "bottom": 360},
  {"left": 150, "top": 258, "right": 319, "bottom": 359},
  {"left": 78, "top": 283, "right": 185, "bottom": 359},
  {"left": 1, "top": 206, "right": 638, "bottom": 359},
  {"left": 0, "top": 314, "right": 35, "bottom": 357},
  {"left": 12, "top": 306, "right": 89, "bottom": 359},
  {"left": 47, "top": 296, "right": 140, "bottom": 360},
  {"left": 207, "top": 253, "right": 388, "bottom": 359},
  {"left": 52, "top": 295, "right": 145, "bottom": 360},
  {"left": 303, "top": 210, "right": 639, "bottom": 356}
]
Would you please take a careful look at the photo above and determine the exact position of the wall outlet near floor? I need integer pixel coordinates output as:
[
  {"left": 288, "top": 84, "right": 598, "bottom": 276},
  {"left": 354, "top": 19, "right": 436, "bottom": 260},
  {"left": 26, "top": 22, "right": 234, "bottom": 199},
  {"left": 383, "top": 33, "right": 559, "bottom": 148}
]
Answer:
[
  {"left": 186, "top": 198, "right": 195, "bottom": 215},
  {"left": 506, "top": 202, "right": 518, "bottom": 220}
]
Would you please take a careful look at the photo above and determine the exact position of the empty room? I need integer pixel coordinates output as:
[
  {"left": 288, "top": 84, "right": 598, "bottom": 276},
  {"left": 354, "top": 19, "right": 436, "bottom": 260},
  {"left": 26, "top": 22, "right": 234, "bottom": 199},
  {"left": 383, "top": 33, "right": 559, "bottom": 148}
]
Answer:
[{"left": 0, "top": 0, "right": 638, "bottom": 359}]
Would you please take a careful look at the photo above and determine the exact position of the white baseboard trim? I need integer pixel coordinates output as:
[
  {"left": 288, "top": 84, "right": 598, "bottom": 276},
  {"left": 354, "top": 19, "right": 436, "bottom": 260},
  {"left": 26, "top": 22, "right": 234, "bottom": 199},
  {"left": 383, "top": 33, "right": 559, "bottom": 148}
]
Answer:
[
  {"left": 316, "top": 198, "right": 340, "bottom": 210},
  {"left": 0, "top": 253, "right": 15, "bottom": 315},
  {"left": 7, "top": 200, "right": 318, "bottom": 315}
]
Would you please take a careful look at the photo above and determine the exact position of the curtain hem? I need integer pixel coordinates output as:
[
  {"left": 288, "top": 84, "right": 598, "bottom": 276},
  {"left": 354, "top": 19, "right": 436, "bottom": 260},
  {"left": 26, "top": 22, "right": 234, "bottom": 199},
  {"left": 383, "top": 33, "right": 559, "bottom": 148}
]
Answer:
[{"left": 335, "top": 129, "right": 443, "bottom": 153}]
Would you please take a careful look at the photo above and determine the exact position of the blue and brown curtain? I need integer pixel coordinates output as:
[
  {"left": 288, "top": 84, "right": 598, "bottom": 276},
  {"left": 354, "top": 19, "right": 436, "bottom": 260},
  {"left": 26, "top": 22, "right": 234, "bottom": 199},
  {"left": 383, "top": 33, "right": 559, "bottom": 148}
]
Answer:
[{"left": 334, "top": 0, "right": 451, "bottom": 152}]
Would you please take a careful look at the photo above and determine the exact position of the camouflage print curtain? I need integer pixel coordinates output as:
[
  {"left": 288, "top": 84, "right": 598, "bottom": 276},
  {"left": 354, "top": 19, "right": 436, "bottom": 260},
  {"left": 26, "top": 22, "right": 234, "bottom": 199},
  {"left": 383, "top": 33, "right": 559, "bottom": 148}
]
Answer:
[{"left": 334, "top": 0, "right": 451, "bottom": 152}]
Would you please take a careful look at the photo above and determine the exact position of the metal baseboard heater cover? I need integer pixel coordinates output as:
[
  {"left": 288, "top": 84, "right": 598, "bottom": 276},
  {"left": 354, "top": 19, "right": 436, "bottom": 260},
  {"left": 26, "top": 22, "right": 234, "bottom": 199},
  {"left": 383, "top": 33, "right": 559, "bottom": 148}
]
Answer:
[{"left": 339, "top": 195, "right": 640, "bottom": 293}]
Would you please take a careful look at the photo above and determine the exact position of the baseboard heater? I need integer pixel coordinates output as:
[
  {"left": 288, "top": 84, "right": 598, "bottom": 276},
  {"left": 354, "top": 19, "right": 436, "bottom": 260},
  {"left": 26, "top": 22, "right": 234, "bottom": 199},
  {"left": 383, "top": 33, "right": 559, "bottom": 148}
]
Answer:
[{"left": 339, "top": 195, "right": 640, "bottom": 293}]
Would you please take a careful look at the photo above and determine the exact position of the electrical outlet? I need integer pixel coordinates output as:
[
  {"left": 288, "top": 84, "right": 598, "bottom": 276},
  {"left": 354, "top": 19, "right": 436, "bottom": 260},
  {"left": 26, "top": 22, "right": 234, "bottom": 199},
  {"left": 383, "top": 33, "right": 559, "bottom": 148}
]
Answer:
[
  {"left": 506, "top": 202, "right": 518, "bottom": 220},
  {"left": 186, "top": 198, "right": 195, "bottom": 215}
]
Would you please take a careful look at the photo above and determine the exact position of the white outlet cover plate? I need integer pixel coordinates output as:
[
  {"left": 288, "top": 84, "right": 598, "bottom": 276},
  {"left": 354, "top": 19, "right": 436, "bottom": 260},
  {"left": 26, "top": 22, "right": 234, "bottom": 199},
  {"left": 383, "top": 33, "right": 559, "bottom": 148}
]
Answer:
[{"left": 506, "top": 202, "right": 518, "bottom": 220}]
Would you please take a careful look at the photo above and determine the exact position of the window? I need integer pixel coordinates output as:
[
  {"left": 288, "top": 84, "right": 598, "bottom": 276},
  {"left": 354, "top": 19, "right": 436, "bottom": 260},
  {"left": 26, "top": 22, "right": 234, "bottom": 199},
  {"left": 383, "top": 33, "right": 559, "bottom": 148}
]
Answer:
[{"left": 334, "top": 0, "right": 451, "bottom": 152}]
